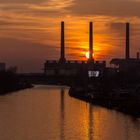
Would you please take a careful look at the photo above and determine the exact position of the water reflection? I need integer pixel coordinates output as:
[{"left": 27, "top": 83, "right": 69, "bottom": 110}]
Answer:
[
  {"left": 0, "top": 85, "right": 140, "bottom": 140},
  {"left": 60, "top": 88, "right": 65, "bottom": 140},
  {"left": 88, "top": 104, "right": 94, "bottom": 140},
  {"left": 124, "top": 118, "right": 129, "bottom": 140}
]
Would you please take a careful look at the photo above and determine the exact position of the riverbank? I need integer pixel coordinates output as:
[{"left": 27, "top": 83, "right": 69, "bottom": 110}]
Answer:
[
  {"left": 0, "top": 71, "right": 33, "bottom": 95},
  {"left": 69, "top": 85, "right": 140, "bottom": 117}
]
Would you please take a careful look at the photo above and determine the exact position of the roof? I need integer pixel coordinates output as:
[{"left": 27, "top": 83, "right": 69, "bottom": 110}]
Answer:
[{"left": 110, "top": 58, "right": 140, "bottom": 66}]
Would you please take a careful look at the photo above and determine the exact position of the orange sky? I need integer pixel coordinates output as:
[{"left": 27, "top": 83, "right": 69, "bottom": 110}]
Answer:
[{"left": 0, "top": 0, "right": 140, "bottom": 72}]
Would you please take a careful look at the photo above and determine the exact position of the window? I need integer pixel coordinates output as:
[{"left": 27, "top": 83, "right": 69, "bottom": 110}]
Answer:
[{"left": 88, "top": 71, "right": 100, "bottom": 78}]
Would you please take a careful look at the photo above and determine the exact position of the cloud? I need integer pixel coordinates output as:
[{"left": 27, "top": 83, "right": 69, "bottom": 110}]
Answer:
[
  {"left": 0, "top": 38, "right": 59, "bottom": 72},
  {"left": 0, "top": 0, "right": 74, "bottom": 15},
  {"left": 107, "top": 22, "right": 124, "bottom": 30},
  {"left": 69, "top": 0, "right": 140, "bottom": 17},
  {"left": 0, "top": 0, "right": 47, "bottom": 3},
  {"left": 0, "top": 0, "right": 140, "bottom": 72}
]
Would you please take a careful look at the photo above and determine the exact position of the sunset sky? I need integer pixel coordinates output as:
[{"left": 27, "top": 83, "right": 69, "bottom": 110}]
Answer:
[{"left": 0, "top": 0, "right": 140, "bottom": 72}]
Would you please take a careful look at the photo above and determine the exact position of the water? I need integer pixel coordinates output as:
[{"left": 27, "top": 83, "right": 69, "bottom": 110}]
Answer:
[{"left": 0, "top": 85, "right": 140, "bottom": 140}]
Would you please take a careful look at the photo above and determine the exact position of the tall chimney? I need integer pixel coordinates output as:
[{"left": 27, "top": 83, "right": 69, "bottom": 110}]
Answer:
[
  {"left": 89, "top": 22, "right": 94, "bottom": 62},
  {"left": 59, "top": 21, "right": 66, "bottom": 63},
  {"left": 126, "top": 22, "right": 130, "bottom": 60}
]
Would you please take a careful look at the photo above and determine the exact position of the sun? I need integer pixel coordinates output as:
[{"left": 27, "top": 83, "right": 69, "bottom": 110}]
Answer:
[
  {"left": 85, "top": 51, "right": 94, "bottom": 59},
  {"left": 85, "top": 51, "right": 90, "bottom": 59}
]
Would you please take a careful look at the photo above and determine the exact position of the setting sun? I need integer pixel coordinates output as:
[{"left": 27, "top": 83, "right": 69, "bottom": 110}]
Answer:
[
  {"left": 85, "top": 51, "right": 90, "bottom": 59},
  {"left": 85, "top": 51, "right": 94, "bottom": 59}
]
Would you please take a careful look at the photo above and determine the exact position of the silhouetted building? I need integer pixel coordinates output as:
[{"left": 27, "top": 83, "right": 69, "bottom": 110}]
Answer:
[
  {"left": 44, "top": 22, "right": 106, "bottom": 78},
  {"left": 110, "top": 23, "right": 140, "bottom": 72}
]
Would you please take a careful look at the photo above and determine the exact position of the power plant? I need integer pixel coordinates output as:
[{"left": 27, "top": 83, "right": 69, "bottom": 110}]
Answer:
[
  {"left": 44, "top": 21, "right": 140, "bottom": 80},
  {"left": 19, "top": 22, "right": 140, "bottom": 116},
  {"left": 44, "top": 22, "right": 106, "bottom": 77},
  {"left": 68, "top": 22, "right": 140, "bottom": 117},
  {"left": 110, "top": 23, "right": 140, "bottom": 71}
]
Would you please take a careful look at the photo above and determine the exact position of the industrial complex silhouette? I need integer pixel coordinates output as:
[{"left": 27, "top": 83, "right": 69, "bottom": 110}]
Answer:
[
  {"left": 44, "top": 21, "right": 140, "bottom": 80},
  {"left": 44, "top": 22, "right": 106, "bottom": 78},
  {"left": 1, "top": 21, "right": 140, "bottom": 116},
  {"left": 111, "top": 23, "right": 140, "bottom": 72}
]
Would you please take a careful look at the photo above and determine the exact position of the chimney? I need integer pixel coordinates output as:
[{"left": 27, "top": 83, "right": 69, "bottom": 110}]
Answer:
[
  {"left": 137, "top": 52, "right": 140, "bottom": 59},
  {"left": 88, "top": 22, "right": 94, "bottom": 62},
  {"left": 59, "top": 21, "right": 66, "bottom": 63},
  {"left": 126, "top": 22, "right": 130, "bottom": 60}
]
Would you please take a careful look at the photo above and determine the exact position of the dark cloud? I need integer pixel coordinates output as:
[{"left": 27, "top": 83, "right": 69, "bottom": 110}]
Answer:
[
  {"left": 107, "top": 22, "right": 140, "bottom": 39},
  {"left": 69, "top": 0, "right": 140, "bottom": 17}
]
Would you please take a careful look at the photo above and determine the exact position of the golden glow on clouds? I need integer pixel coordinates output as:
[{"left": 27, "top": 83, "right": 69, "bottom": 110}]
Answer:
[{"left": 0, "top": 0, "right": 140, "bottom": 71}]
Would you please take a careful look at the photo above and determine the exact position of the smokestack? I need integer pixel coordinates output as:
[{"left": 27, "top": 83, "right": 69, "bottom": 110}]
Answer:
[
  {"left": 89, "top": 22, "right": 94, "bottom": 62},
  {"left": 137, "top": 52, "right": 140, "bottom": 59},
  {"left": 126, "top": 22, "right": 130, "bottom": 60},
  {"left": 59, "top": 21, "right": 66, "bottom": 63}
]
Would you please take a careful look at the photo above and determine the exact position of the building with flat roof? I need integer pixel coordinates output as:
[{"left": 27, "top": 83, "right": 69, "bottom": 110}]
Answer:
[
  {"left": 110, "top": 23, "right": 140, "bottom": 72},
  {"left": 44, "top": 22, "right": 106, "bottom": 78}
]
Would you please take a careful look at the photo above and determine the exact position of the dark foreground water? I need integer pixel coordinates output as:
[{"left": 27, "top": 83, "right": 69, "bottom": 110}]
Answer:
[{"left": 0, "top": 85, "right": 140, "bottom": 140}]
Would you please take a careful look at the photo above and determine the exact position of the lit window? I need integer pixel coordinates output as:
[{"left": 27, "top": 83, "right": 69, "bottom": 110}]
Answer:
[{"left": 88, "top": 71, "right": 100, "bottom": 77}]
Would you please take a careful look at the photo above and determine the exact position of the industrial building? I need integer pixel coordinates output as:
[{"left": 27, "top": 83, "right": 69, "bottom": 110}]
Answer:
[
  {"left": 44, "top": 22, "right": 106, "bottom": 78},
  {"left": 110, "top": 23, "right": 140, "bottom": 73}
]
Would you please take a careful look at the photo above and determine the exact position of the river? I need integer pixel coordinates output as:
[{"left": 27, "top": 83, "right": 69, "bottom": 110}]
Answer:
[{"left": 0, "top": 85, "right": 140, "bottom": 140}]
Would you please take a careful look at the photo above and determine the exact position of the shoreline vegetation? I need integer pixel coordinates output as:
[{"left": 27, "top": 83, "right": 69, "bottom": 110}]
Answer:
[{"left": 0, "top": 71, "right": 33, "bottom": 95}]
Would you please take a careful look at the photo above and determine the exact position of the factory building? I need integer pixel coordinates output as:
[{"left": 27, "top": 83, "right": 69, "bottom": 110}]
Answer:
[
  {"left": 110, "top": 23, "right": 140, "bottom": 73},
  {"left": 44, "top": 22, "right": 106, "bottom": 78}
]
